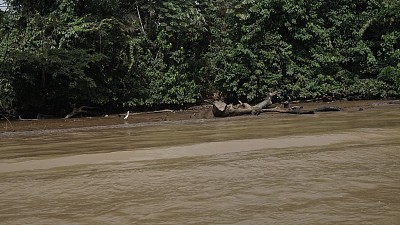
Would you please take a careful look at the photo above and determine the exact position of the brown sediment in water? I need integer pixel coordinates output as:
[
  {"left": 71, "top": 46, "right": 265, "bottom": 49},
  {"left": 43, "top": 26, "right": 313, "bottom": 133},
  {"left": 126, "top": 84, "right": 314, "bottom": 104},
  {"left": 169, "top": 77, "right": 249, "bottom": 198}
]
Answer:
[
  {"left": 0, "top": 100, "right": 397, "bottom": 136},
  {"left": 1, "top": 100, "right": 400, "bottom": 225}
]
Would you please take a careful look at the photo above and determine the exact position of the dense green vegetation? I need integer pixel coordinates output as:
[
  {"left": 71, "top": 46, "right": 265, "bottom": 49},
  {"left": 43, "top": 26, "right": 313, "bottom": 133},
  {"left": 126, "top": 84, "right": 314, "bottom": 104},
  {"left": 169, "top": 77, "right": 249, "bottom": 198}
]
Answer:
[{"left": 0, "top": 0, "right": 399, "bottom": 116}]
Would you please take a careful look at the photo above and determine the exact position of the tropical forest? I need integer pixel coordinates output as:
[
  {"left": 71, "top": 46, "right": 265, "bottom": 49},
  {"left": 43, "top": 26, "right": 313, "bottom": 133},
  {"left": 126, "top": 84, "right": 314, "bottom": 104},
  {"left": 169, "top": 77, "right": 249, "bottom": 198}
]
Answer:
[{"left": 0, "top": 0, "right": 399, "bottom": 117}]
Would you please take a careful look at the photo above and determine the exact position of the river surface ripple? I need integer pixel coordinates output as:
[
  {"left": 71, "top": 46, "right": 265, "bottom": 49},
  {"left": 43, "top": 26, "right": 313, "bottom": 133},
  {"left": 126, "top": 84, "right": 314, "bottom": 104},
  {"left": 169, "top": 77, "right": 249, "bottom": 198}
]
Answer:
[{"left": 1, "top": 108, "right": 400, "bottom": 224}]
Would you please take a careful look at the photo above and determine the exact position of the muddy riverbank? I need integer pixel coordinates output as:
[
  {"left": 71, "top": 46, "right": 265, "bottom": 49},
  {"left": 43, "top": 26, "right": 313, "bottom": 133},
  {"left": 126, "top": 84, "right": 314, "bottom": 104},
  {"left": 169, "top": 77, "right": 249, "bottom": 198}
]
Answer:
[{"left": 1, "top": 100, "right": 398, "bottom": 136}]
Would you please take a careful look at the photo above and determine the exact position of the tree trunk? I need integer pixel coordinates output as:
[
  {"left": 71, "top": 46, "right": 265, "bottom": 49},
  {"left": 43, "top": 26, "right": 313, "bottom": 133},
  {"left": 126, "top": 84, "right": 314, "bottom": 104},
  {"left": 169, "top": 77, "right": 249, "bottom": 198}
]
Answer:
[
  {"left": 211, "top": 92, "right": 342, "bottom": 117},
  {"left": 65, "top": 104, "right": 98, "bottom": 118},
  {"left": 212, "top": 92, "right": 276, "bottom": 117}
]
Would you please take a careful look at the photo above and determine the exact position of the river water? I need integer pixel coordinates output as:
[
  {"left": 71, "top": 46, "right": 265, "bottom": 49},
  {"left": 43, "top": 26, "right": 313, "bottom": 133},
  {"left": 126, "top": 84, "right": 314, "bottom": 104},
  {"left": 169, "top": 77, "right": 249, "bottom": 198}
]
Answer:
[{"left": 1, "top": 107, "right": 400, "bottom": 224}]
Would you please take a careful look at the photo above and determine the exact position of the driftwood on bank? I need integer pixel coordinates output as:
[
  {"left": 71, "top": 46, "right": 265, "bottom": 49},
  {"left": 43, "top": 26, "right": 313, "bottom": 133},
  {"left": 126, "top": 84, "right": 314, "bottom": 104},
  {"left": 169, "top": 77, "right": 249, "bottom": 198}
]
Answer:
[
  {"left": 262, "top": 108, "right": 315, "bottom": 114},
  {"left": 18, "top": 116, "right": 38, "bottom": 121},
  {"left": 117, "top": 109, "right": 175, "bottom": 118},
  {"left": 65, "top": 103, "right": 98, "bottom": 118},
  {"left": 313, "top": 106, "right": 341, "bottom": 112},
  {"left": 212, "top": 92, "right": 342, "bottom": 117},
  {"left": 212, "top": 92, "right": 276, "bottom": 117},
  {"left": 262, "top": 106, "right": 341, "bottom": 114}
]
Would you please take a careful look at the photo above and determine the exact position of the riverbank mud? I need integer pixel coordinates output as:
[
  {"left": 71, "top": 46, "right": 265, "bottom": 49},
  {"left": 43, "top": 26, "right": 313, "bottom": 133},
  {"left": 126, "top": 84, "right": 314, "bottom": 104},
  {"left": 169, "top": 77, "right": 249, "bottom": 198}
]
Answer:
[{"left": 1, "top": 100, "right": 398, "bottom": 137}]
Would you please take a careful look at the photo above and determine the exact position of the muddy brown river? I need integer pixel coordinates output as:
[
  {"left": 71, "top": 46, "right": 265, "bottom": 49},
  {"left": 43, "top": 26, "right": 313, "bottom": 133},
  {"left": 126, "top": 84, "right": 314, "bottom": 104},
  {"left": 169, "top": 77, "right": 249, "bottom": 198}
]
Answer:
[{"left": 1, "top": 107, "right": 400, "bottom": 224}]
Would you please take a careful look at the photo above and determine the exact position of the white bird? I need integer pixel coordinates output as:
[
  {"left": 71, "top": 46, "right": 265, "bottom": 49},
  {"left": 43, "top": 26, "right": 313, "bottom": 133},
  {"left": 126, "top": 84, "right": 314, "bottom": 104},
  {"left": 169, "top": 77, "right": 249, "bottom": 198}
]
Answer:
[{"left": 124, "top": 111, "right": 130, "bottom": 120}]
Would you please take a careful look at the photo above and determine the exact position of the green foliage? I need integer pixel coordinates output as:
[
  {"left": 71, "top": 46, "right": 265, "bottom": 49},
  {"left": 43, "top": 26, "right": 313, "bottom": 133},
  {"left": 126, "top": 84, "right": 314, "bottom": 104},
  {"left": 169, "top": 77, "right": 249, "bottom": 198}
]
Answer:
[
  {"left": 124, "top": 35, "right": 198, "bottom": 107},
  {"left": 121, "top": 0, "right": 209, "bottom": 107},
  {"left": 0, "top": 77, "right": 15, "bottom": 115},
  {"left": 350, "top": 78, "right": 392, "bottom": 98},
  {"left": 378, "top": 65, "right": 400, "bottom": 93},
  {"left": 1, "top": 0, "right": 400, "bottom": 116},
  {"left": 205, "top": 0, "right": 400, "bottom": 101}
]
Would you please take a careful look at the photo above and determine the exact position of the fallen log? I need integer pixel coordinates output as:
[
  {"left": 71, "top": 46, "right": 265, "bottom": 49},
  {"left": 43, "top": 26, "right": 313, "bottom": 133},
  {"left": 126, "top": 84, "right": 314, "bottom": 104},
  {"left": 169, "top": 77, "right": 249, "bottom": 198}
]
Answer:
[
  {"left": 118, "top": 109, "right": 175, "bottom": 118},
  {"left": 18, "top": 116, "right": 38, "bottom": 121},
  {"left": 313, "top": 106, "right": 341, "bottom": 112},
  {"left": 212, "top": 92, "right": 276, "bottom": 117},
  {"left": 211, "top": 91, "right": 343, "bottom": 117},
  {"left": 262, "top": 106, "right": 342, "bottom": 114},
  {"left": 150, "top": 109, "right": 174, "bottom": 113},
  {"left": 65, "top": 103, "right": 98, "bottom": 118},
  {"left": 262, "top": 108, "right": 315, "bottom": 114}
]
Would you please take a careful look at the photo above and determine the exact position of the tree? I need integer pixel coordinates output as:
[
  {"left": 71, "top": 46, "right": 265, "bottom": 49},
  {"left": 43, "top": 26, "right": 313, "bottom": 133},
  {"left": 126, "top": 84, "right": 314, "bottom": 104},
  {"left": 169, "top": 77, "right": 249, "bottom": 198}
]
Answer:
[{"left": 1, "top": 0, "right": 399, "bottom": 117}]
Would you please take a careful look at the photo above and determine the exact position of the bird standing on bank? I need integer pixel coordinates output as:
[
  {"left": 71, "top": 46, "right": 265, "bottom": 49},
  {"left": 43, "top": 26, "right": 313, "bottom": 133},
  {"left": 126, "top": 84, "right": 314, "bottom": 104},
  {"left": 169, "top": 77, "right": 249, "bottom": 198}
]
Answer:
[{"left": 124, "top": 111, "right": 130, "bottom": 120}]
